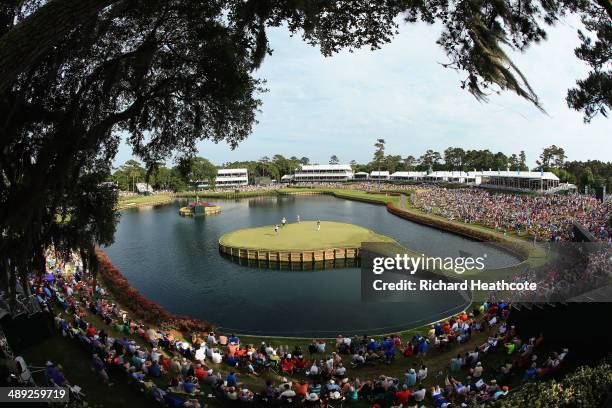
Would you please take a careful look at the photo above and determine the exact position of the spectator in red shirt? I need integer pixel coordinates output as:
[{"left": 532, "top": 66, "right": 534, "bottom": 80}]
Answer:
[
  {"left": 395, "top": 384, "right": 411, "bottom": 405},
  {"left": 86, "top": 324, "right": 97, "bottom": 337},
  {"left": 194, "top": 364, "right": 208, "bottom": 381},
  {"left": 294, "top": 381, "right": 309, "bottom": 397}
]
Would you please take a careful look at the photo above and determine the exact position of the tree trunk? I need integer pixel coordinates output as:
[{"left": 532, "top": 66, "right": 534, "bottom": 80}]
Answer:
[
  {"left": 90, "top": 245, "right": 99, "bottom": 300},
  {"left": 0, "top": 0, "right": 119, "bottom": 93},
  {"left": 80, "top": 247, "right": 89, "bottom": 276}
]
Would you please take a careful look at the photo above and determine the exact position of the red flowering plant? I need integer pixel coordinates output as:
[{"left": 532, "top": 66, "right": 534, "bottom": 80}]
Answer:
[{"left": 96, "top": 249, "right": 213, "bottom": 333}]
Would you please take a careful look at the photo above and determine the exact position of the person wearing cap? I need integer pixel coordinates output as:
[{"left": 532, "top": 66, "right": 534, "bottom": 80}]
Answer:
[
  {"left": 325, "top": 379, "right": 340, "bottom": 393},
  {"left": 305, "top": 392, "right": 319, "bottom": 402},
  {"left": 395, "top": 384, "right": 411, "bottom": 405},
  {"left": 417, "top": 338, "right": 429, "bottom": 358},
  {"left": 227, "top": 342, "right": 239, "bottom": 357},
  {"left": 329, "top": 390, "right": 343, "bottom": 402},
  {"left": 202, "top": 369, "right": 220, "bottom": 387},
  {"left": 281, "top": 354, "right": 294, "bottom": 373},
  {"left": 471, "top": 361, "right": 484, "bottom": 378},
  {"left": 404, "top": 368, "right": 417, "bottom": 386}
]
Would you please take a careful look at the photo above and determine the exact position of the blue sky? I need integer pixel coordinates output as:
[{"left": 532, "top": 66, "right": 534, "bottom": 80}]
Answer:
[{"left": 115, "top": 17, "right": 611, "bottom": 168}]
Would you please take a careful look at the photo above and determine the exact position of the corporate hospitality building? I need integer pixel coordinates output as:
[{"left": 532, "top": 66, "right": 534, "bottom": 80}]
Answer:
[
  {"left": 293, "top": 164, "right": 354, "bottom": 182},
  {"left": 215, "top": 168, "right": 249, "bottom": 187},
  {"left": 287, "top": 166, "right": 564, "bottom": 192},
  {"left": 391, "top": 170, "right": 562, "bottom": 191},
  {"left": 354, "top": 172, "right": 369, "bottom": 180},
  {"left": 390, "top": 170, "right": 562, "bottom": 191},
  {"left": 369, "top": 171, "right": 390, "bottom": 181},
  {"left": 478, "top": 170, "right": 561, "bottom": 191}
]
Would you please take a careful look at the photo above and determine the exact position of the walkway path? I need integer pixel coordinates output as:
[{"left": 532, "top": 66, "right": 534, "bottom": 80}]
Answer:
[{"left": 400, "top": 193, "right": 408, "bottom": 210}]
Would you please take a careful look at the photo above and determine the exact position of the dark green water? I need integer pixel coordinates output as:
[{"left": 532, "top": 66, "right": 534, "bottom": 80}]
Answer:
[{"left": 104, "top": 195, "right": 518, "bottom": 336}]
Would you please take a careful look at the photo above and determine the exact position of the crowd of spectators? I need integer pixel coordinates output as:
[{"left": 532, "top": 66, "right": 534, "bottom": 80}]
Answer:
[
  {"left": 231, "top": 181, "right": 611, "bottom": 244},
  {"left": 210, "top": 184, "right": 279, "bottom": 193},
  {"left": 508, "top": 245, "right": 612, "bottom": 302},
  {"left": 412, "top": 188, "right": 611, "bottom": 242},
  {"left": 288, "top": 182, "right": 418, "bottom": 193},
  {"left": 23, "top": 249, "right": 573, "bottom": 408}
]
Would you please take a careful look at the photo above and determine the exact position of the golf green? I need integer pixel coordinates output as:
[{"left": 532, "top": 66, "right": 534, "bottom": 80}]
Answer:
[{"left": 219, "top": 221, "right": 396, "bottom": 251}]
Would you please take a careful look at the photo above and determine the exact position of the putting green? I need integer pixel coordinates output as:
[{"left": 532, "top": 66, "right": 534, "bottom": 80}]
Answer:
[{"left": 219, "top": 221, "right": 396, "bottom": 251}]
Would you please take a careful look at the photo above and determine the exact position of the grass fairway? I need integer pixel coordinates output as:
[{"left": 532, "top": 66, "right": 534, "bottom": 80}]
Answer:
[{"left": 219, "top": 220, "right": 396, "bottom": 251}]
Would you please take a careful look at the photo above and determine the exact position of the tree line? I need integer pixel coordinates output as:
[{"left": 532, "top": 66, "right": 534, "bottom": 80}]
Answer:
[{"left": 112, "top": 143, "right": 612, "bottom": 193}]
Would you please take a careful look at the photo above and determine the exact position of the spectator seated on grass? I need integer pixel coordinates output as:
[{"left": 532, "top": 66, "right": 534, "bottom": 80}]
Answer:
[
  {"left": 45, "top": 361, "right": 69, "bottom": 387},
  {"left": 33, "top": 248, "right": 577, "bottom": 408}
]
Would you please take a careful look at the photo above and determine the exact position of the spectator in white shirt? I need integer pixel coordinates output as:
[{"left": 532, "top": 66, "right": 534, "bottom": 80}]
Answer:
[
  {"left": 211, "top": 349, "right": 222, "bottom": 364},
  {"left": 413, "top": 386, "right": 426, "bottom": 402},
  {"left": 417, "top": 364, "right": 428, "bottom": 381}
]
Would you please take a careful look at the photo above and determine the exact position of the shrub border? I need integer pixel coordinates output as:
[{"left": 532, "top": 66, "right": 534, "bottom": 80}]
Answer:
[{"left": 96, "top": 249, "right": 214, "bottom": 333}]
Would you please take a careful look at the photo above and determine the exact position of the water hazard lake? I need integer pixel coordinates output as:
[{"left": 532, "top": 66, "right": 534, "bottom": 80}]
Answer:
[{"left": 104, "top": 194, "right": 519, "bottom": 336}]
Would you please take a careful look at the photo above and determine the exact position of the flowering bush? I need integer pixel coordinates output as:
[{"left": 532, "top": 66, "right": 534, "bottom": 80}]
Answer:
[{"left": 96, "top": 249, "right": 213, "bottom": 333}]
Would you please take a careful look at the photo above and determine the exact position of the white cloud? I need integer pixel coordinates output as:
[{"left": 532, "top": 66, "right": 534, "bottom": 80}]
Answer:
[{"left": 116, "top": 16, "right": 610, "bottom": 167}]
